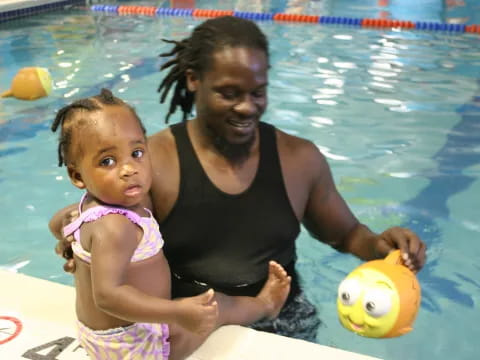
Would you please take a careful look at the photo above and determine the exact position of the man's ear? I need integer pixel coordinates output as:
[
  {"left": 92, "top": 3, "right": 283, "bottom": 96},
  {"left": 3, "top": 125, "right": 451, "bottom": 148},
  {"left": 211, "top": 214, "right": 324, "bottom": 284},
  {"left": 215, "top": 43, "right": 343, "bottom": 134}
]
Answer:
[
  {"left": 185, "top": 69, "right": 199, "bottom": 92},
  {"left": 67, "top": 166, "right": 85, "bottom": 189}
]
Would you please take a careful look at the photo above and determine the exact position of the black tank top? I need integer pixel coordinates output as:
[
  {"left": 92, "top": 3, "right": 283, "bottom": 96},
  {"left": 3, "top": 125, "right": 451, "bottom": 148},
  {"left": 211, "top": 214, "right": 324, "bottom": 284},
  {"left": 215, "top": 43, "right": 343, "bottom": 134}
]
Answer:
[{"left": 161, "top": 122, "right": 301, "bottom": 298}]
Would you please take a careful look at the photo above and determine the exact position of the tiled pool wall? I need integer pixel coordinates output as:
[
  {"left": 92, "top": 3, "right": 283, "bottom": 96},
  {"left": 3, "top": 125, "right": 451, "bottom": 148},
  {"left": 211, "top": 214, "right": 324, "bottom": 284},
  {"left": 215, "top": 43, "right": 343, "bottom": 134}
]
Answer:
[{"left": 0, "top": 0, "right": 86, "bottom": 22}]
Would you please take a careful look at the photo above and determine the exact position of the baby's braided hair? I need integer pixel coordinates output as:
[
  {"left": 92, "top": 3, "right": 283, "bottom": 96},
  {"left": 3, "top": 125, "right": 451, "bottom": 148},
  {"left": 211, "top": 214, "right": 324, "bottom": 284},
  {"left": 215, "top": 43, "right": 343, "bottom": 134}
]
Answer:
[
  {"left": 158, "top": 16, "right": 269, "bottom": 123},
  {"left": 51, "top": 88, "right": 145, "bottom": 167}
]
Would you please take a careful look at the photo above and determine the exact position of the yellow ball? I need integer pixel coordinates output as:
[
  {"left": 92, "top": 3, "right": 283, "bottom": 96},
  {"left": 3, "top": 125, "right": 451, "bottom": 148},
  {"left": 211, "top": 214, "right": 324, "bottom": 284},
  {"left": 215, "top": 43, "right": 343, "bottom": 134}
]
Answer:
[
  {"left": 1, "top": 67, "right": 52, "bottom": 100},
  {"left": 337, "top": 250, "right": 421, "bottom": 338}
]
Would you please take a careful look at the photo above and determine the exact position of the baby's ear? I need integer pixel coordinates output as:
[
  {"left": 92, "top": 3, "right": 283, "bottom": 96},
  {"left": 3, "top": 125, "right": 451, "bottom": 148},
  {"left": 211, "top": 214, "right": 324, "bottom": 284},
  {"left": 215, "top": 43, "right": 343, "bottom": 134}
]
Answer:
[{"left": 67, "top": 166, "right": 85, "bottom": 189}]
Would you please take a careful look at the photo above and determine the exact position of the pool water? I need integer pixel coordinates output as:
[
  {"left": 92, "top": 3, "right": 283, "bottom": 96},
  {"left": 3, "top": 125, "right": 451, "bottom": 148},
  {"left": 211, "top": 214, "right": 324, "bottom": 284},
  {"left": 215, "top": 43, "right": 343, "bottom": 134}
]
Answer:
[{"left": 1, "top": 1, "right": 479, "bottom": 359}]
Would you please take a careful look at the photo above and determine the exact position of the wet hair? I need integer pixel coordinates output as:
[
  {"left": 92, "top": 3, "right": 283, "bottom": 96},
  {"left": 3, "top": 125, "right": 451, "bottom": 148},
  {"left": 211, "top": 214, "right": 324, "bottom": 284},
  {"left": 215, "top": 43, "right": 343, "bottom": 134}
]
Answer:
[
  {"left": 158, "top": 16, "right": 269, "bottom": 123},
  {"left": 51, "top": 88, "right": 145, "bottom": 167}
]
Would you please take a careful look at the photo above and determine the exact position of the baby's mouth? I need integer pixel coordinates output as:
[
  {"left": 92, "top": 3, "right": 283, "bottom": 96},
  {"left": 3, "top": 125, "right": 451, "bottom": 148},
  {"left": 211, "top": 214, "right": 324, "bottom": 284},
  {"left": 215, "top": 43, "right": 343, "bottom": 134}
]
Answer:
[{"left": 125, "top": 185, "right": 141, "bottom": 197}]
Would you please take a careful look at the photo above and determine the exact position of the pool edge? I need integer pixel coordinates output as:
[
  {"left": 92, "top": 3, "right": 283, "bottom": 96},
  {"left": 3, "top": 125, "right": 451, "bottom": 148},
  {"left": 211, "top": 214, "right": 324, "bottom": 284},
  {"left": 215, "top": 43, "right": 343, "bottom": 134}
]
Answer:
[{"left": 0, "top": 269, "right": 382, "bottom": 359}]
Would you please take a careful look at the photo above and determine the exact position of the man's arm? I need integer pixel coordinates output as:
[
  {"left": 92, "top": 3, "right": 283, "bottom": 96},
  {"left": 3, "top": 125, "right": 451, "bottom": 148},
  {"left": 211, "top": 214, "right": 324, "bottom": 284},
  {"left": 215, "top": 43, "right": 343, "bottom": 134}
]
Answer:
[{"left": 301, "top": 145, "right": 426, "bottom": 271}]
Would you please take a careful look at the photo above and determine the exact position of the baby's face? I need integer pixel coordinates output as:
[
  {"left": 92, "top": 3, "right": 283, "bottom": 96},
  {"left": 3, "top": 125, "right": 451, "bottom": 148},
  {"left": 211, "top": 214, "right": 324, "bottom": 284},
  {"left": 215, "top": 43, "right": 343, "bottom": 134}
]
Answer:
[{"left": 72, "top": 105, "right": 151, "bottom": 209}]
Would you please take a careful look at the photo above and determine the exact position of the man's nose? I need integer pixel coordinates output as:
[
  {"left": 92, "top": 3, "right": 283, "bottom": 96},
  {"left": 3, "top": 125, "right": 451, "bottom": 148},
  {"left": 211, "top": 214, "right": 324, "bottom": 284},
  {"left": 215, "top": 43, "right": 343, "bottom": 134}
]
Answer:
[{"left": 233, "top": 95, "right": 257, "bottom": 116}]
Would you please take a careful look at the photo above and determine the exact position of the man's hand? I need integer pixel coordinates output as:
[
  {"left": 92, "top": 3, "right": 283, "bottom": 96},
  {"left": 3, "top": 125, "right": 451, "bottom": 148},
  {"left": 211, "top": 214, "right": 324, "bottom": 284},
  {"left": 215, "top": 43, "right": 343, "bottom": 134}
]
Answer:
[
  {"left": 51, "top": 208, "right": 79, "bottom": 273},
  {"left": 374, "top": 226, "right": 427, "bottom": 273}
]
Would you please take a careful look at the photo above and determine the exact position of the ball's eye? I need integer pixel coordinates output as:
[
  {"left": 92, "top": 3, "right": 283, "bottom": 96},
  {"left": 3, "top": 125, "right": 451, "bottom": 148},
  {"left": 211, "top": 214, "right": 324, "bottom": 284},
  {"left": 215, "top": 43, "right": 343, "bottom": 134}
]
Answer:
[
  {"left": 338, "top": 278, "right": 362, "bottom": 306},
  {"left": 362, "top": 289, "right": 392, "bottom": 317}
]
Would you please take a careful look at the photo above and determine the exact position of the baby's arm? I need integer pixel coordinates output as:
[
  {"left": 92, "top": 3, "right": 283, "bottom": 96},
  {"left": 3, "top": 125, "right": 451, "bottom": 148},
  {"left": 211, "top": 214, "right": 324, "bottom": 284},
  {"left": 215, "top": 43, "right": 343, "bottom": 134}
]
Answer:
[
  {"left": 89, "top": 214, "right": 218, "bottom": 335},
  {"left": 49, "top": 193, "right": 152, "bottom": 271}
]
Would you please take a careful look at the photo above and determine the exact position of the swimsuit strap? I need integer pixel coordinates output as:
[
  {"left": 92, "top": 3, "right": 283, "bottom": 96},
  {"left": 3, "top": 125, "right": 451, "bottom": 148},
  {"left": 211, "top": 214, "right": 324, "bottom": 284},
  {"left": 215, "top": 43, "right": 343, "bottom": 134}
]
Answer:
[
  {"left": 63, "top": 194, "right": 143, "bottom": 264},
  {"left": 63, "top": 201, "right": 142, "bottom": 239}
]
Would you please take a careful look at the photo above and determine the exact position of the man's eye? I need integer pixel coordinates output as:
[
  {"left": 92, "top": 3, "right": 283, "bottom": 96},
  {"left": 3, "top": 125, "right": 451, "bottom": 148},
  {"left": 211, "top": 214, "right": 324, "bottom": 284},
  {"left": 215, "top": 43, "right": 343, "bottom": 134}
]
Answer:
[
  {"left": 100, "top": 158, "right": 115, "bottom": 167},
  {"left": 252, "top": 89, "right": 266, "bottom": 98},
  {"left": 132, "top": 149, "right": 144, "bottom": 158},
  {"left": 220, "top": 90, "right": 237, "bottom": 99}
]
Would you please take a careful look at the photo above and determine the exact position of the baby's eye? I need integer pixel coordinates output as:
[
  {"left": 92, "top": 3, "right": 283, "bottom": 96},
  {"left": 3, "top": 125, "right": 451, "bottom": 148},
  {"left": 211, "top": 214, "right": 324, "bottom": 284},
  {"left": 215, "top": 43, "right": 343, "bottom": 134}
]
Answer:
[
  {"left": 100, "top": 157, "right": 115, "bottom": 167},
  {"left": 132, "top": 149, "right": 144, "bottom": 158}
]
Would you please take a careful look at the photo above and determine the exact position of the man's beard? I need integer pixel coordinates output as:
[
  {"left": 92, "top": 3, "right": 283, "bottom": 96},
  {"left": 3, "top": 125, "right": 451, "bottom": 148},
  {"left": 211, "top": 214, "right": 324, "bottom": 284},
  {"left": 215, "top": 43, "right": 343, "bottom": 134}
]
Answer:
[{"left": 208, "top": 126, "right": 256, "bottom": 165}]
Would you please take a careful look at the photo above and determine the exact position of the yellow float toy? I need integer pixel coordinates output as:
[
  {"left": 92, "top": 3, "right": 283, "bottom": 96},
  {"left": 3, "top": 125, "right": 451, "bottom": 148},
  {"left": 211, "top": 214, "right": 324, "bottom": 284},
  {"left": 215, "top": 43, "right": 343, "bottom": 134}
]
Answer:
[
  {"left": 337, "top": 250, "right": 421, "bottom": 338},
  {"left": 1, "top": 67, "right": 52, "bottom": 100}
]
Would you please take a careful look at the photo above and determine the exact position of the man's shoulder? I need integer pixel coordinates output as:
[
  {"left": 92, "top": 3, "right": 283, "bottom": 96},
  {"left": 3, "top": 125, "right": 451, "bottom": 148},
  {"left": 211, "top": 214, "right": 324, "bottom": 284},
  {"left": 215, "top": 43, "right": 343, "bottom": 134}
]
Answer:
[
  {"left": 147, "top": 127, "right": 175, "bottom": 151},
  {"left": 272, "top": 125, "right": 318, "bottom": 154},
  {"left": 148, "top": 126, "right": 172, "bottom": 142},
  {"left": 147, "top": 127, "right": 179, "bottom": 176},
  {"left": 272, "top": 125, "right": 327, "bottom": 173}
]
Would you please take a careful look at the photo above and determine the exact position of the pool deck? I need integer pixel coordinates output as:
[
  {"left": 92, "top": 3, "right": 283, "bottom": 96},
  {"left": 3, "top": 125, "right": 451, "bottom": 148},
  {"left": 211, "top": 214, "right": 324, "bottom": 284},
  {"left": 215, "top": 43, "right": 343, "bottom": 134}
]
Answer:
[{"left": 0, "top": 270, "right": 381, "bottom": 359}]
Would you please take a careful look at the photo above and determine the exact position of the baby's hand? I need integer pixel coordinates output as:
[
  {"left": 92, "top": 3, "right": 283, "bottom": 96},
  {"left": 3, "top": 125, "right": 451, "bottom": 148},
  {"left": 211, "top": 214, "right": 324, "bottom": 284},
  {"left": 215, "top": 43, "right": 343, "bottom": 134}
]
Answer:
[{"left": 175, "top": 289, "right": 218, "bottom": 336}]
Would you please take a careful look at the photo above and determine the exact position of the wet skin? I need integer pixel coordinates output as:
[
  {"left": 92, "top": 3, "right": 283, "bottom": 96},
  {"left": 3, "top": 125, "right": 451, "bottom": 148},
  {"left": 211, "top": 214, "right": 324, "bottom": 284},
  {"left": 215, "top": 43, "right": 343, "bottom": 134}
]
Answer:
[{"left": 68, "top": 106, "right": 171, "bottom": 330}]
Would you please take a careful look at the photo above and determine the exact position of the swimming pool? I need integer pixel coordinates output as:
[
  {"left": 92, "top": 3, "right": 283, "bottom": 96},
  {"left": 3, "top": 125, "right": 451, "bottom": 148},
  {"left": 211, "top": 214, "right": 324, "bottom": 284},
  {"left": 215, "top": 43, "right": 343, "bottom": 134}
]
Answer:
[{"left": 1, "top": 0, "right": 479, "bottom": 359}]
